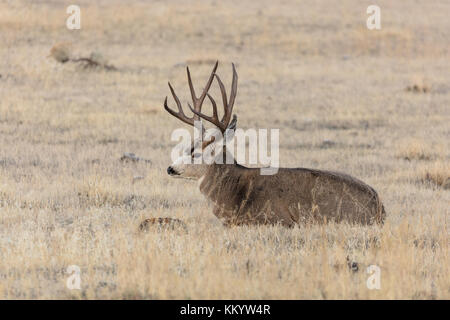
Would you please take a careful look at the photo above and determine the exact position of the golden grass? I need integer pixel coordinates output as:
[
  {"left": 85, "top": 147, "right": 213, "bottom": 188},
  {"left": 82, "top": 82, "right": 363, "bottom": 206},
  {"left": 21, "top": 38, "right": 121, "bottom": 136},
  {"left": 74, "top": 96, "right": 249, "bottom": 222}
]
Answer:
[
  {"left": 0, "top": 0, "right": 449, "bottom": 299},
  {"left": 419, "top": 161, "right": 450, "bottom": 189},
  {"left": 396, "top": 139, "right": 437, "bottom": 161}
]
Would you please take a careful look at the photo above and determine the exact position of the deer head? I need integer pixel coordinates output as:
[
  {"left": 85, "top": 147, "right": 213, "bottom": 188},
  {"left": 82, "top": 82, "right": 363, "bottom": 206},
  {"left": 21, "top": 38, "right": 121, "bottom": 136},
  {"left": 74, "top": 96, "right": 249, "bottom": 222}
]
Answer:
[{"left": 164, "top": 61, "right": 238, "bottom": 179}]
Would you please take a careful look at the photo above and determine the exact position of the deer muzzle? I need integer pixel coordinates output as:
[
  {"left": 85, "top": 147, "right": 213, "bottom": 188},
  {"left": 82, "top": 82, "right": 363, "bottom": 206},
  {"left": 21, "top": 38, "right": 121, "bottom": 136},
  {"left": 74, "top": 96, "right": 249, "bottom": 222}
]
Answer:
[{"left": 167, "top": 166, "right": 179, "bottom": 176}]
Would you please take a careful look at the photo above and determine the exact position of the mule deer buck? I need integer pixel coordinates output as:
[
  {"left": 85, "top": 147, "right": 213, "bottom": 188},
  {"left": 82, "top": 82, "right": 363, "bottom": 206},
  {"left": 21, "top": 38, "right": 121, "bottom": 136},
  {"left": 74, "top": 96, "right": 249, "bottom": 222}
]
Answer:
[{"left": 163, "top": 61, "right": 386, "bottom": 227}]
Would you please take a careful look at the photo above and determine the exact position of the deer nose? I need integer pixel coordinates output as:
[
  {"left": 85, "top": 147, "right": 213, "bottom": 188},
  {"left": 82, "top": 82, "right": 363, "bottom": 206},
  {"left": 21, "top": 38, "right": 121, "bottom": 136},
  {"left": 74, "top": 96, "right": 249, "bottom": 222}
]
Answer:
[{"left": 167, "top": 166, "right": 176, "bottom": 175}]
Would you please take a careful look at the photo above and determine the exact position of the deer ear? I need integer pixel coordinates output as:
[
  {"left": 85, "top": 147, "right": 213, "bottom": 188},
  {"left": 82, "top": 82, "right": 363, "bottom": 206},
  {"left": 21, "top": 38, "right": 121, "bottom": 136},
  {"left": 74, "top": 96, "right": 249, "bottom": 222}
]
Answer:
[
  {"left": 224, "top": 115, "right": 237, "bottom": 141},
  {"left": 227, "top": 115, "right": 237, "bottom": 131}
]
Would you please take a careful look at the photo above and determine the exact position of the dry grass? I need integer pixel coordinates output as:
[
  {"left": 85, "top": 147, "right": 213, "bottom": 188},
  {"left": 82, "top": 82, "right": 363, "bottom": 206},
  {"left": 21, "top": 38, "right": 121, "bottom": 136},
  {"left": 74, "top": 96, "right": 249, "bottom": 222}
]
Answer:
[
  {"left": 405, "top": 75, "right": 431, "bottom": 93},
  {"left": 419, "top": 161, "right": 450, "bottom": 189},
  {"left": 396, "top": 139, "right": 437, "bottom": 161},
  {"left": 0, "top": 0, "right": 449, "bottom": 299}
]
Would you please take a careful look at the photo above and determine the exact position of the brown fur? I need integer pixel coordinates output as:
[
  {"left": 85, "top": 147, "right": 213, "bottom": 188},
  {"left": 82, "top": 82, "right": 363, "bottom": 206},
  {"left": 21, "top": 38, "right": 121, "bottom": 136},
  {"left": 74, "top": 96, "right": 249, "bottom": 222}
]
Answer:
[{"left": 199, "top": 163, "right": 386, "bottom": 227}]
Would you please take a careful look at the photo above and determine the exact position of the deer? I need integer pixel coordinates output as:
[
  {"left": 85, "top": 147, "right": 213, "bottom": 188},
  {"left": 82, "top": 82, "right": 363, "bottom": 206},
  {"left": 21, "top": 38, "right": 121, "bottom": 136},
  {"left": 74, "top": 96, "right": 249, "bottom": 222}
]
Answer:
[{"left": 163, "top": 61, "right": 386, "bottom": 227}]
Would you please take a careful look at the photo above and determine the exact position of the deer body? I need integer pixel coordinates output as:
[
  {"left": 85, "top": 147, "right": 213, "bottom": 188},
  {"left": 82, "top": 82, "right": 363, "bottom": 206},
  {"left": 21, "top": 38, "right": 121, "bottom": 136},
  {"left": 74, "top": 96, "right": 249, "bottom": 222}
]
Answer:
[
  {"left": 163, "top": 61, "right": 386, "bottom": 227},
  {"left": 199, "top": 164, "right": 385, "bottom": 227}
]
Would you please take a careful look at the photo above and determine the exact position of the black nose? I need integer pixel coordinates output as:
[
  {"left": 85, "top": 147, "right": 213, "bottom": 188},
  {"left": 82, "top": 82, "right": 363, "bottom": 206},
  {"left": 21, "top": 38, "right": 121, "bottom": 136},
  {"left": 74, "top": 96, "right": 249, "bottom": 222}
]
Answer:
[{"left": 167, "top": 166, "right": 176, "bottom": 175}]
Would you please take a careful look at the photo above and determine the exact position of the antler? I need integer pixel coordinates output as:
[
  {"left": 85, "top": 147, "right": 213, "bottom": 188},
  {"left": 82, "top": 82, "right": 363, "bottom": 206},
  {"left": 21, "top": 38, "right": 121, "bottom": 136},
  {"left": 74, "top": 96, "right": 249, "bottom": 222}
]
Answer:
[
  {"left": 188, "top": 63, "right": 238, "bottom": 133},
  {"left": 164, "top": 61, "right": 218, "bottom": 128}
]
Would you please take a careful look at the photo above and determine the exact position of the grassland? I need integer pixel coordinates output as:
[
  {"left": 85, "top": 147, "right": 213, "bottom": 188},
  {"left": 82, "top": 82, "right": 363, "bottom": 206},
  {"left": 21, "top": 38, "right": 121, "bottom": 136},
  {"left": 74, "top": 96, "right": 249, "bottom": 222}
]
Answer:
[{"left": 0, "top": 0, "right": 448, "bottom": 299}]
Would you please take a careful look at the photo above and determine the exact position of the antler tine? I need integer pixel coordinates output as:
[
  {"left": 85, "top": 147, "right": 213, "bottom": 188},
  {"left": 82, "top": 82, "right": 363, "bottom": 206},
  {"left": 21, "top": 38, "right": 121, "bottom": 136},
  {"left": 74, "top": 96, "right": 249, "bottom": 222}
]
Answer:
[
  {"left": 164, "top": 82, "right": 195, "bottom": 127},
  {"left": 213, "top": 74, "right": 228, "bottom": 120},
  {"left": 224, "top": 63, "right": 238, "bottom": 125},
  {"left": 188, "top": 93, "right": 224, "bottom": 131},
  {"left": 164, "top": 61, "right": 218, "bottom": 130},
  {"left": 189, "top": 63, "right": 238, "bottom": 133},
  {"left": 187, "top": 61, "right": 218, "bottom": 119}
]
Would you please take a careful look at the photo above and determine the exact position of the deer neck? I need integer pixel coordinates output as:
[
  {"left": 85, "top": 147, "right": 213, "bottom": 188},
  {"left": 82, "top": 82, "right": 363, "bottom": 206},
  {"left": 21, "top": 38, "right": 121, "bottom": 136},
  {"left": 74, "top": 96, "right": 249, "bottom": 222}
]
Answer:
[{"left": 198, "top": 162, "right": 251, "bottom": 209}]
